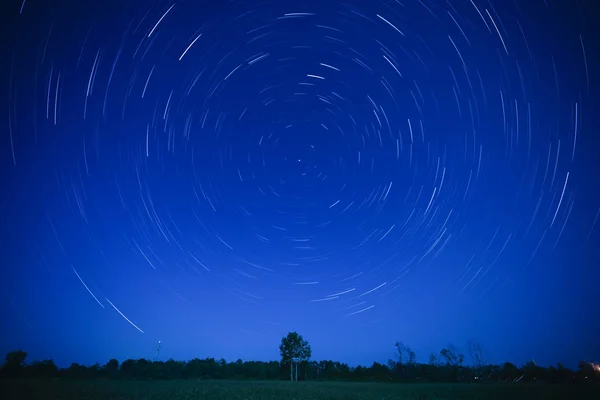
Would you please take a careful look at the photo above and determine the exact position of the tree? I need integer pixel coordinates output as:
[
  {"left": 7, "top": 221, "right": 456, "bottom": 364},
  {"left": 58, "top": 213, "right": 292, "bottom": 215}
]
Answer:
[
  {"left": 26, "top": 359, "right": 58, "bottom": 378},
  {"left": 5, "top": 350, "right": 28, "bottom": 366},
  {"left": 0, "top": 350, "right": 28, "bottom": 377},
  {"left": 279, "top": 332, "right": 311, "bottom": 381},
  {"left": 103, "top": 359, "right": 119, "bottom": 378},
  {"left": 440, "top": 344, "right": 464, "bottom": 381},
  {"left": 440, "top": 344, "right": 463, "bottom": 367},
  {"left": 393, "top": 342, "right": 416, "bottom": 379},
  {"left": 428, "top": 352, "right": 438, "bottom": 366},
  {"left": 500, "top": 362, "right": 520, "bottom": 382},
  {"left": 521, "top": 360, "right": 541, "bottom": 382},
  {"left": 466, "top": 340, "right": 485, "bottom": 376}
]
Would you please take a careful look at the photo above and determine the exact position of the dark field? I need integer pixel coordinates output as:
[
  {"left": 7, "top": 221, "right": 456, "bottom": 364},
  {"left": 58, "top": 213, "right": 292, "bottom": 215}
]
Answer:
[{"left": 2, "top": 379, "right": 599, "bottom": 400}]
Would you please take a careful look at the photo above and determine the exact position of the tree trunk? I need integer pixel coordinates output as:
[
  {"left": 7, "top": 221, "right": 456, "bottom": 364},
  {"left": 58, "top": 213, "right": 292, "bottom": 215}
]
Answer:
[
  {"left": 290, "top": 362, "right": 293, "bottom": 381},
  {"left": 295, "top": 362, "right": 298, "bottom": 381}
]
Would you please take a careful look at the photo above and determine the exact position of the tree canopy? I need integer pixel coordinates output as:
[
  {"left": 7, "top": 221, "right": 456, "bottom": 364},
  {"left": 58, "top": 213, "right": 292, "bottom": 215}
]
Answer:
[{"left": 279, "top": 332, "right": 312, "bottom": 365}]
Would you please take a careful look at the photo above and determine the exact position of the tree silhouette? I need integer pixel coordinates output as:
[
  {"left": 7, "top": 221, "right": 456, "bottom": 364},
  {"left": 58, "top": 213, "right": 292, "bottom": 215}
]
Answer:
[
  {"left": 466, "top": 340, "right": 485, "bottom": 377},
  {"left": 500, "top": 362, "right": 520, "bottom": 382},
  {"left": 0, "top": 350, "right": 28, "bottom": 377},
  {"left": 279, "top": 331, "right": 312, "bottom": 381},
  {"left": 390, "top": 342, "right": 416, "bottom": 380},
  {"left": 27, "top": 359, "right": 58, "bottom": 378},
  {"left": 428, "top": 352, "right": 438, "bottom": 366},
  {"left": 1, "top": 344, "right": 598, "bottom": 384},
  {"left": 103, "top": 359, "right": 119, "bottom": 378},
  {"left": 440, "top": 344, "right": 464, "bottom": 367}
]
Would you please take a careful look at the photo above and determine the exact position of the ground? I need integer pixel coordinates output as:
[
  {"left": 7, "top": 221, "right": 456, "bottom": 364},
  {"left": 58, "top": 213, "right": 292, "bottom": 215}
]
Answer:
[{"left": 1, "top": 379, "right": 599, "bottom": 399}]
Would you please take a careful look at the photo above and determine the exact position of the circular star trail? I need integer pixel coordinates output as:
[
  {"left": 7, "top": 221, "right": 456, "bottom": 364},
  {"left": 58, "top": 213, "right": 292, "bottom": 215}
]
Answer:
[{"left": 3, "top": 0, "right": 598, "bottom": 347}]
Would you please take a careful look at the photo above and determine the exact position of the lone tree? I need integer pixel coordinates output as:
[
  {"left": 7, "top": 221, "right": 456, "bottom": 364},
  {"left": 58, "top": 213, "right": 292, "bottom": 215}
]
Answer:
[{"left": 279, "top": 332, "right": 311, "bottom": 381}]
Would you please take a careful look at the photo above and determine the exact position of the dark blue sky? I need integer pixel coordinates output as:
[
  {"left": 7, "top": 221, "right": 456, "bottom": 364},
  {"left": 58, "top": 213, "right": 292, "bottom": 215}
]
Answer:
[{"left": 1, "top": 0, "right": 599, "bottom": 369}]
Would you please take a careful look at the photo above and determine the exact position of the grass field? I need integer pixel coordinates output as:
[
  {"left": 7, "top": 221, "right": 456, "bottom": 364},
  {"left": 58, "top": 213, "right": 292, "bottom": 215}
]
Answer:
[{"left": 1, "top": 378, "right": 599, "bottom": 400}]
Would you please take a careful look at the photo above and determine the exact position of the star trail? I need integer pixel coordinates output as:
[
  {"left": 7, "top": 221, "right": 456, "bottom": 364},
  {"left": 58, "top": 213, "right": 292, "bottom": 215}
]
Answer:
[{"left": 1, "top": 0, "right": 599, "bottom": 368}]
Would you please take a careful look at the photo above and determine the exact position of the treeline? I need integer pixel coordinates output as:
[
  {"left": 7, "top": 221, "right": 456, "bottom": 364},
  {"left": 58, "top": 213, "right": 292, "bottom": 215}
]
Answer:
[{"left": 1, "top": 349, "right": 599, "bottom": 384}]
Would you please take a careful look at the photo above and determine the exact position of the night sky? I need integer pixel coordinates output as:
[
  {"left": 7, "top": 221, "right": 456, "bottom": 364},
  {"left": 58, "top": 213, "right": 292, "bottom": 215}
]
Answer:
[{"left": 1, "top": 0, "right": 599, "bottom": 370}]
